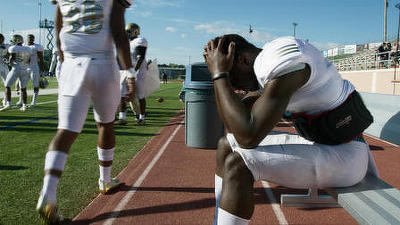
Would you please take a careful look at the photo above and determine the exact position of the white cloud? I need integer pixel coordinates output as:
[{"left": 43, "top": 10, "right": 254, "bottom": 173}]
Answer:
[
  {"left": 166, "top": 27, "right": 177, "bottom": 32},
  {"left": 194, "top": 21, "right": 276, "bottom": 45},
  {"left": 181, "top": 33, "right": 187, "bottom": 39},
  {"left": 309, "top": 41, "right": 340, "bottom": 51},
  {"left": 126, "top": 7, "right": 152, "bottom": 17}
]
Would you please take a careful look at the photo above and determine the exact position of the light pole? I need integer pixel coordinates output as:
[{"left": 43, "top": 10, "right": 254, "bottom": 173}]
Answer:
[
  {"left": 38, "top": 0, "right": 42, "bottom": 45},
  {"left": 293, "top": 22, "right": 298, "bottom": 37},
  {"left": 393, "top": 3, "right": 400, "bottom": 94},
  {"left": 384, "top": 0, "right": 388, "bottom": 42}
]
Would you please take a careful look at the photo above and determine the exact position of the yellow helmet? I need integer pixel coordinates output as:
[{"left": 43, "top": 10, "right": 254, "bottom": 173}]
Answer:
[{"left": 125, "top": 23, "right": 140, "bottom": 39}]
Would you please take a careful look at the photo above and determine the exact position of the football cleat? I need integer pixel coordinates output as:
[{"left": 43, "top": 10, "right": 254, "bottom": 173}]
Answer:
[
  {"left": 114, "top": 119, "right": 127, "bottom": 125},
  {"left": 136, "top": 118, "right": 146, "bottom": 126},
  {"left": 0, "top": 104, "right": 11, "bottom": 111},
  {"left": 36, "top": 195, "right": 64, "bottom": 225},
  {"left": 19, "top": 105, "right": 26, "bottom": 111},
  {"left": 99, "top": 178, "right": 121, "bottom": 194}
]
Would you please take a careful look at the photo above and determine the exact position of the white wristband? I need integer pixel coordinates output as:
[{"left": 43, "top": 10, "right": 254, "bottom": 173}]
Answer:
[{"left": 125, "top": 67, "right": 137, "bottom": 79}]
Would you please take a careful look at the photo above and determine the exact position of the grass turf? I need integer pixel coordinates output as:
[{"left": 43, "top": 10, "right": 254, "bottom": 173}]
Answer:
[{"left": 0, "top": 81, "right": 184, "bottom": 224}]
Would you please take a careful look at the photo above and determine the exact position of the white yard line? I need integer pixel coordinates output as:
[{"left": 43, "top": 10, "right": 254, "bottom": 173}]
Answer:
[{"left": 102, "top": 124, "right": 182, "bottom": 225}]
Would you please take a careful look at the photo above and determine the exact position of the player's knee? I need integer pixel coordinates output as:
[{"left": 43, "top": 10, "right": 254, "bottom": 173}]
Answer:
[{"left": 224, "top": 152, "right": 253, "bottom": 183}]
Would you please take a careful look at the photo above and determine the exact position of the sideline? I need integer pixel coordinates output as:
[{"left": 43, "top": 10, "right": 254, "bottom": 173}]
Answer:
[
  {"left": 0, "top": 114, "right": 57, "bottom": 131},
  {"left": 102, "top": 123, "right": 183, "bottom": 225}
]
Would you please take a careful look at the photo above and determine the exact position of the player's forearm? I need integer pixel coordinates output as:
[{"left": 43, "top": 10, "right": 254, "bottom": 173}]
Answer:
[
  {"left": 110, "top": 1, "right": 133, "bottom": 70},
  {"left": 213, "top": 79, "right": 258, "bottom": 145},
  {"left": 135, "top": 56, "right": 145, "bottom": 71},
  {"left": 55, "top": 5, "right": 63, "bottom": 61}
]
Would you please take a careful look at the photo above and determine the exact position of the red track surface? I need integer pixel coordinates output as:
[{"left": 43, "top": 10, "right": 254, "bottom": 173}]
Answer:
[{"left": 71, "top": 112, "right": 400, "bottom": 225}]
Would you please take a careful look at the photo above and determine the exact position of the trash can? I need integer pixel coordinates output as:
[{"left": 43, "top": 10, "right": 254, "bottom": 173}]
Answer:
[{"left": 184, "top": 62, "right": 225, "bottom": 149}]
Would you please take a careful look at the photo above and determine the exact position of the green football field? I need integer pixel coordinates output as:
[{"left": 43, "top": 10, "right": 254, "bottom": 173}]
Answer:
[{"left": 0, "top": 81, "right": 184, "bottom": 224}]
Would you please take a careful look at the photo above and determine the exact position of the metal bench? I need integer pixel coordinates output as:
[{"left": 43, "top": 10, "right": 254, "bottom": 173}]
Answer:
[{"left": 281, "top": 172, "right": 400, "bottom": 225}]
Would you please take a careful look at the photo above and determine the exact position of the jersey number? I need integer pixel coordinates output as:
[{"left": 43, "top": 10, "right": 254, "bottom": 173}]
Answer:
[{"left": 61, "top": 0, "right": 104, "bottom": 34}]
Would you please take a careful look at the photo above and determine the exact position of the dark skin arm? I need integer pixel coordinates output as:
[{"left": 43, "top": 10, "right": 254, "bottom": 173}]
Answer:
[
  {"left": 204, "top": 38, "right": 310, "bottom": 148},
  {"left": 55, "top": 5, "right": 63, "bottom": 62},
  {"left": 134, "top": 46, "right": 147, "bottom": 71},
  {"left": 110, "top": 0, "right": 135, "bottom": 101},
  {"left": 37, "top": 51, "right": 45, "bottom": 73}
]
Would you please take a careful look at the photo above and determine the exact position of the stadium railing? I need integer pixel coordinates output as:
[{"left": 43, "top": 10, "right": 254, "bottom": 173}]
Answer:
[{"left": 330, "top": 50, "right": 400, "bottom": 71}]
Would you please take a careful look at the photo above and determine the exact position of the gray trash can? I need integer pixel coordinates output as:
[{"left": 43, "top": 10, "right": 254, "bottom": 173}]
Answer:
[{"left": 184, "top": 63, "right": 225, "bottom": 149}]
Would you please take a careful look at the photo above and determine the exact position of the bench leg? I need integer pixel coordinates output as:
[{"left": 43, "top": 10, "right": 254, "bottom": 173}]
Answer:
[{"left": 280, "top": 188, "right": 340, "bottom": 208}]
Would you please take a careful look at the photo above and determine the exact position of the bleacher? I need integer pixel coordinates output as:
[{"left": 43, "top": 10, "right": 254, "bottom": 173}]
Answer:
[{"left": 330, "top": 49, "right": 397, "bottom": 71}]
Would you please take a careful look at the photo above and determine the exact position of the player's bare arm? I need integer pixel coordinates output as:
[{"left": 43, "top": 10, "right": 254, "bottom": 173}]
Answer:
[
  {"left": 111, "top": 0, "right": 135, "bottom": 101},
  {"left": 55, "top": 5, "right": 63, "bottom": 62},
  {"left": 37, "top": 50, "right": 45, "bottom": 73},
  {"left": 204, "top": 37, "right": 310, "bottom": 148},
  {"left": 134, "top": 46, "right": 147, "bottom": 71}
]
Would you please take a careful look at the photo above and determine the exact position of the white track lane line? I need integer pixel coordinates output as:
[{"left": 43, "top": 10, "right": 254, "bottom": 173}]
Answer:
[
  {"left": 261, "top": 181, "right": 289, "bottom": 225},
  {"left": 102, "top": 124, "right": 182, "bottom": 225}
]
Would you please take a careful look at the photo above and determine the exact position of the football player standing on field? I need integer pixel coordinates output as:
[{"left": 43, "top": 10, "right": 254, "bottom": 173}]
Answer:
[
  {"left": 36, "top": 0, "right": 135, "bottom": 224},
  {"left": 24, "top": 34, "right": 45, "bottom": 106},
  {"left": 127, "top": 22, "right": 148, "bottom": 125},
  {"left": 0, "top": 34, "right": 32, "bottom": 112},
  {"left": 0, "top": 33, "right": 10, "bottom": 106}
]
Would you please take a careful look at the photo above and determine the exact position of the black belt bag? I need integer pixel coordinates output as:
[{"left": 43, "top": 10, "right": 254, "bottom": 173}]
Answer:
[{"left": 291, "top": 91, "right": 373, "bottom": 145}]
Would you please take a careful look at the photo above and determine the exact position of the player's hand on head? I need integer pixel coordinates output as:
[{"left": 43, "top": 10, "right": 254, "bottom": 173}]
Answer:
[{"left": 203, "top": 36, "right": 235, "bottom": 77}]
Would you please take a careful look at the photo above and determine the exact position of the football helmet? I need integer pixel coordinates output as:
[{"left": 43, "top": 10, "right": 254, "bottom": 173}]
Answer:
[
  {"left": 125, "top": 23, "right": 140, "bottom": 39},
  {"left": 39, "top": 77, "right": 49, "bottom": 89},
  {"left": 11, "top": 34, "right": 23, "bottom": 45}
]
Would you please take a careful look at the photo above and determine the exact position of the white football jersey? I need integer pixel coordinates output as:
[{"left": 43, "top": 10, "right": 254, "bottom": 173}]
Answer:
[
  {"left": 25, "top": 43, "right": 43, "bottom": 66},
  {"left": 130, "top": 37, "right": 147, "bottom": 69},
  {"left": 0, "top": 43, "right": 10, "bottom": 63},
  {"left": 56, "top": 0, "right": 115, "bottom": 55},
  {"left": 8, "top": 45, "right": 32, "bottom": 67},
  {"left": 254, "top": 36, "right": 354, "bottom": 115}
]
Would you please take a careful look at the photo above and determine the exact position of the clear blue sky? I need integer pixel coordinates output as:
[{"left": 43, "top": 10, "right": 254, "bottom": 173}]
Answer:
[{"left": 1, "top": 0, "right": 399, "bottom": 65}]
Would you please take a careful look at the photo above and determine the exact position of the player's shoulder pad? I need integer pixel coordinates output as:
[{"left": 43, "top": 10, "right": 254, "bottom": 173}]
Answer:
[
  {"left": 8, "top": 45, "right": 17, "bottom": 53},
  {"left": 135, "top": 37, "right": 148, "bottom": 47},
  {"left": 118, "top": 0, "right": 132, "bottom": 8}
]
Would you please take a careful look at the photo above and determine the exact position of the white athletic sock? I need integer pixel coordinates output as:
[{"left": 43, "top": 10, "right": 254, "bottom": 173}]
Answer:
[
  {"left": 31, "top": 92, "right": 38, "bottom": 104},
  {"left": 139, "top": 114, "right": 145, "bottom": 120},
  {"left": 213, "top": 174, "right": 223, "bottom": 225},
  {"left": 41, "top": 151, "right": 68, "bottom": 203},
  {"left": 42, "top": 174, "right": 60, "bottom": 203},
  {"left": 217, "top": 208, "right": 250, "bottom": 225},
  {"left": 97, "top": 147, "right": 115, "bottom": 183},
  {"left": 119, "top": 111, "right": 126, "bottom": 120}
]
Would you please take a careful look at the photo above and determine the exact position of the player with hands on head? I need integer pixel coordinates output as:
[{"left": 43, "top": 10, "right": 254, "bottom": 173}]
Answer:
[
  {"left": 36, "top": 0, "right": 135, "bottom": 224},
  {"left": 204, "top": 34, "right": 375, "bottom": 225}
]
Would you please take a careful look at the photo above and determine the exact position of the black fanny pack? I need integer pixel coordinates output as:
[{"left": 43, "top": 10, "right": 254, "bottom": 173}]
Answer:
[{"left": 291, "top": 91, "right": 373, "bottom": 145}]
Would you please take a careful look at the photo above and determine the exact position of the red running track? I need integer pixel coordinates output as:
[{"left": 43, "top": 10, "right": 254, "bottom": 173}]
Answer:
[{"left": 71, "top": 112, "right": 400, "bottom": 225}]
